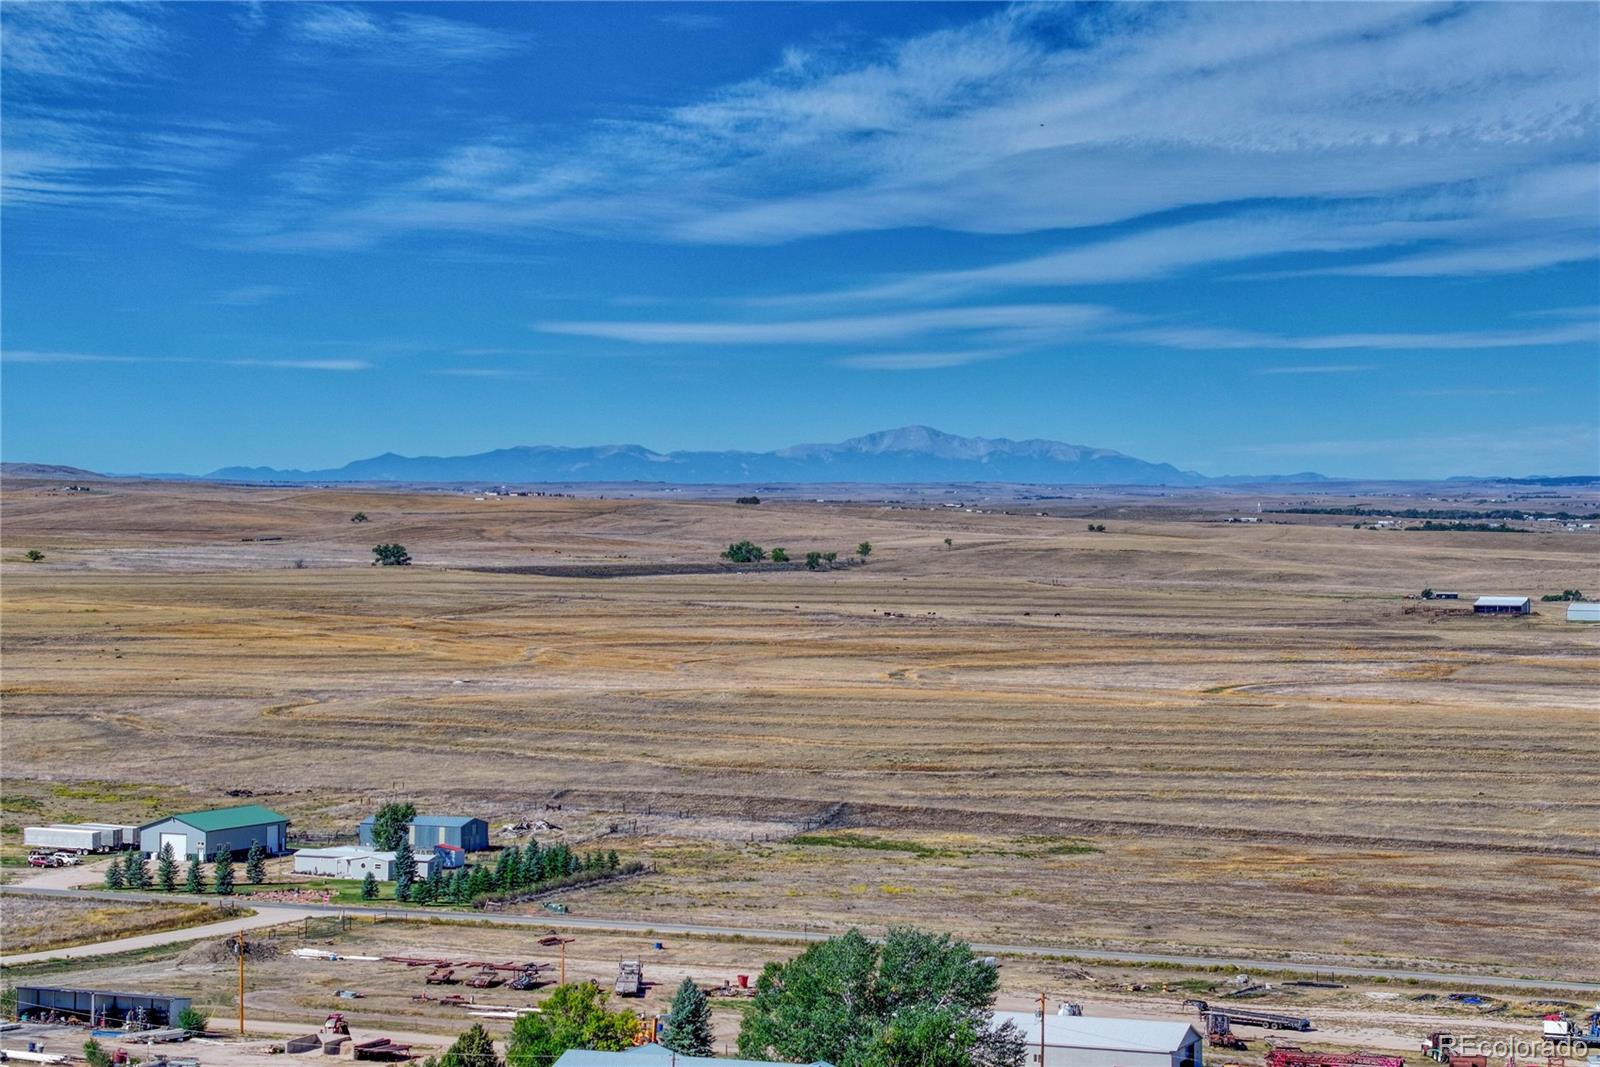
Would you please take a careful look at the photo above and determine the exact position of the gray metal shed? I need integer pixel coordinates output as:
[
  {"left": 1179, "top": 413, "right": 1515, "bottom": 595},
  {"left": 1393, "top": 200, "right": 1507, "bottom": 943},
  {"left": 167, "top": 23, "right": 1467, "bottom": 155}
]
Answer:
[
  {"left": 138, "top": 803, "right": 289, "bottom": 859},
  {"left": 357, "top": 814, "right": 490, "bottom": 852},
  {"left": 14, "top": 985, "right": 192, "bottom": 1028}
]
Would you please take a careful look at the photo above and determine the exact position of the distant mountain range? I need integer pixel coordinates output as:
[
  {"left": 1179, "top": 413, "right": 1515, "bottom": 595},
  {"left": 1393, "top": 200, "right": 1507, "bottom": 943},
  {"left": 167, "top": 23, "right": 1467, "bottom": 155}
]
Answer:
[{"left": 197, "top": 426, "right": 1326, "bottom": 486}]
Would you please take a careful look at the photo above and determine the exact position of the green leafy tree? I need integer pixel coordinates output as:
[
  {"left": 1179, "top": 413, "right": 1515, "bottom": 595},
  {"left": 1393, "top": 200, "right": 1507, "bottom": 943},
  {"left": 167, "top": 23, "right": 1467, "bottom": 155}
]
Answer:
[
  {"left": 1, "top": 985, "right": 18, "bottom": 1021},
  {"left": 175, "top": 1007, "right": 209, "bottom": 1037},
  {"left": 185, "top": 854, "right": 204, "bottom": 894},
  {"left": 372, "top": 543, "right": 412, "bottom": 566},
  {"left": 737, "top": 927, "right": 1022, "bottom": 1067},
  {"left": 371, "top": 802, "right": 417, "bottom": 850},
  {"left": 393, "top": 837, "right": 417, "bottom": 901},
  {"left": 438, "top": 1022, "right": 502, "bottom": 1067},
  {"left": 104, "top": 859, "right": 125, "bottom": 890},
  {"left": 771, "top": 547, "right": 790, "bottom": 563},
  {"left": 351, "top": 512, "right": 370, "bottom": 523},
  {"left": 944, "top": 537, "right": 953, "bottom": 548},
  {"left": 245, "top": 840, "right": 267, "bottom": 885},
  {"left": 361, "top": 870, "right": 379, "bottom": 901},
  {"left": 721, "top": 540, "right": 766, "bottom": 563},
  {"left": 212, "top": 846, "right": 235, "bottom": 895},
  {"left": 157, "top": 843, "right": 178, "bottom": 892},
  {"left": 661, "top": 977, "right": 714, "bottom": 1056},
  {"left": 805, "top": 551, "right": 822, "bottom": 570},
  {"left": 84, "top": 1039, "right": 113, "bottom": 1067},
  {"left": 822, "top": 551, "right": 837, "bottom": 563},
  {"left": 856, "top": 541, "right": 872, "bottom": 557},
  {"left": 506, "top": 983, "right": 637, "bottom": 1065},
  {"left": 24, "top": 549, "right": 45, "bottom": 562}
]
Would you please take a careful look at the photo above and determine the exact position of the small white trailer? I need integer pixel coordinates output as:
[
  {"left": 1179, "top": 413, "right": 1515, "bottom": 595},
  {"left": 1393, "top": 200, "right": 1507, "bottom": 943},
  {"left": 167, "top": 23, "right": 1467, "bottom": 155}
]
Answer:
[
  {"left": 23, "top": 824, "right": 117, "bottom": 853},
  {"left": 80, "top": 823, "right": 137, "bottom": 849}
]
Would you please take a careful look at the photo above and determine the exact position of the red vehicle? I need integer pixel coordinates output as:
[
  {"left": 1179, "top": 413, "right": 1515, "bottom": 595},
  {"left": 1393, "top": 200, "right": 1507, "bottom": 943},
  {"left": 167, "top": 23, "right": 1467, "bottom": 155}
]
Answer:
[{"left": 27, "top": 853, "right": 59, "bottom": 868}]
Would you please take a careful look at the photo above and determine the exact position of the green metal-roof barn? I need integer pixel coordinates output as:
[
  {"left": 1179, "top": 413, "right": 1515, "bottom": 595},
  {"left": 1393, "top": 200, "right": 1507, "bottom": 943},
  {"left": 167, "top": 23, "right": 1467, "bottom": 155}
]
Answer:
[{"left": 138, "top": 803, "right": 289, "bottom": 859}]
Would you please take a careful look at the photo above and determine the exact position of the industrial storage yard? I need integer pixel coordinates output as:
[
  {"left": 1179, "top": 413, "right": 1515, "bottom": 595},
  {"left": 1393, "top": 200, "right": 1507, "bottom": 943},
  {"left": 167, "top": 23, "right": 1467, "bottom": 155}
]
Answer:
[{"left": 2, "top": 475, "right": 1597, "bottom": 1062}]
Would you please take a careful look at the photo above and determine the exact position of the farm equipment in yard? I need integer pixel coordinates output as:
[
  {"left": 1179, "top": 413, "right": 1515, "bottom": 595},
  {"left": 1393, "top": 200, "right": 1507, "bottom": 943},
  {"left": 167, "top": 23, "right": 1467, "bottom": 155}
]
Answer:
[
  {"left": 614, "top": 960, "right": 643, "bottom": 998},
  {"left": 1204, "top": 1012, "right": 1247, "bottom": 1050},
  {"left": 466, "top": 968, "right": 502, "bottom": 989},
  {"left": 425, "top": 968, "right": 456, "bottom": 985},
  {"left": 1543, "top": 1013, "right": 1600, "bottom": 1041},
  {"left": 1267, "top": 1048, "right": 1404, "bottom": 1067},
  {"left": 320, "top": 1013, "right": 350, "bottom": 1037},
  {"left": 508, "top": 969, "right": 542, "bottom": 991},
  {"left": 1421, "top": 1032, "right": 1487, "bottom": 1066},
  {"left": 1186, "top": 999, "right": 1313, "bottom": 1032}
]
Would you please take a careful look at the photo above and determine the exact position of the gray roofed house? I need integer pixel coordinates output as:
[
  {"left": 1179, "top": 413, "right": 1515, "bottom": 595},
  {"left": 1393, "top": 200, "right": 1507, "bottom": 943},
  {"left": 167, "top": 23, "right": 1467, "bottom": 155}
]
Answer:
[
  {"left": 554, "top": 1046, "right": 830, "bottom": 1067},
  {"left": 990, "top": 1011, "right": 1203, "bottom": 1067}
]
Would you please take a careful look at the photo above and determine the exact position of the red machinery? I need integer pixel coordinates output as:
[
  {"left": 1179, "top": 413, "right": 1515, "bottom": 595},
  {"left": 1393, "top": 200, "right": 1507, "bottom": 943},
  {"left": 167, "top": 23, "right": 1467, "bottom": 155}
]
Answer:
[{"left": 1267, "top": 1048, "right": 1404, "bottom": 1067}]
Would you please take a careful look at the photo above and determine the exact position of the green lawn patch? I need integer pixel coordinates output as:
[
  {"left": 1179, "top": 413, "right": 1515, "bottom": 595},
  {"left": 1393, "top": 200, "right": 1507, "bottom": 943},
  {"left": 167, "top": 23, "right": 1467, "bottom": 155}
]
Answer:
[{"left": 788, "top": 833, "right": 948, "bottom": 858}]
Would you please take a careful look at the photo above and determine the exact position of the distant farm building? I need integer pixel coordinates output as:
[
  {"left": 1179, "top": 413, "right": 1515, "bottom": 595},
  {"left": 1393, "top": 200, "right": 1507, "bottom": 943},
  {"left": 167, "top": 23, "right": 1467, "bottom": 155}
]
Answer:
[
  {"left": 358, "top": 814, "right": 490, "bottom": 852},
  {"left": 1568, "top": 602, "right": 1600, "bottom": 623},
  {"left": 138, "top": 804, "right": 289, "bottom": 859},
  {"left": 1431, "top": 591, "right": 1459, "bottom": 600},
  {"left": 1473, "top": 596, "right": 1531, "bottom": 615},
  {"left": 292, "top": 845, "right": 457, "bottom": 881},
  {"left": 990, "top": 1011, "right": 1203, "bottom": 1067}
]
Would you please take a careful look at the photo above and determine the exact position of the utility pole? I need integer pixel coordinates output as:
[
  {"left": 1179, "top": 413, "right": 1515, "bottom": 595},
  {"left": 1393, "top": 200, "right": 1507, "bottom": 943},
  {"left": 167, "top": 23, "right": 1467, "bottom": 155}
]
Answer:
[
  {"left": 1036, "top": 991, "right": 1049, "bottom": 1067},
  {"left": 237, "top": 930, "right": 247, "bottom": 1036},
  {"left": 559, "top": 938, "right": 567, "bottom": 984}
]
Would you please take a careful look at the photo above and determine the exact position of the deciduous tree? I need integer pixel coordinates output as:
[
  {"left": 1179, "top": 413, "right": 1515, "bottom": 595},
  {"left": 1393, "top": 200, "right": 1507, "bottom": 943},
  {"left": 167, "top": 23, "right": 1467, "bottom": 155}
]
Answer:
[{"left": 506, "top": 983, "right": 636, "bottom": 1065}]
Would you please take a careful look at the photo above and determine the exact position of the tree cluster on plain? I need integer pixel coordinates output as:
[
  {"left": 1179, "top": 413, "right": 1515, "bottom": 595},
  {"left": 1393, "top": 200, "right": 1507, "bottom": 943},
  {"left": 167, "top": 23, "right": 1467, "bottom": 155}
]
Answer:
[{"left": 723, "top": 541, "right": 853, "bottom": 568}]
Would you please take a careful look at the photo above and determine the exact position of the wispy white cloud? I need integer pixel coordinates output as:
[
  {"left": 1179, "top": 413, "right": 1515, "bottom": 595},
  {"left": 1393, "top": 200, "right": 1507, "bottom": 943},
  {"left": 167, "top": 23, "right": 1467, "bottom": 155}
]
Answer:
[
  {"left": 833, "top": 349, "right": 1016, "bottom": 371},
  {"left": 210, "top": 285, "right": 292, "bottom": 307},
  {"left": 1256, "top": 364, "right": 1375, "bottom": 376},
  {"left": 1126, "top": 321, "right": 1599, "bottom": 352},
  {"left": 0, "top": 3, "right": 169, "bottom": 85},
  {"left": 1, "top": 350, "right": 369, "bottom": 371},
  {"left": 287, "top": 6, "right": 521, "bottom": 66},
  {"left": 538, "top": 304, "right": 1114, "bottom": 345}
]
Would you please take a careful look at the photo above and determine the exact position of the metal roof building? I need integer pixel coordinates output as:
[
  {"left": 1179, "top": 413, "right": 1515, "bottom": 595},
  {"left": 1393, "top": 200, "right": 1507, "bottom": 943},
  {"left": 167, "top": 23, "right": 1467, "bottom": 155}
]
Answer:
[
  {"left": 554, "top": 1046, "right": 830, "bottom": 1067},
  {"left": 1568, "top": 601, "right": 1600, "bottom": 622},
  {"left": 357, "top": 814, "right": 490, "bottom": 852},
  {"left": 1474, "top": 596, "right": 1531, "bottom": 615},
  {"left": 990, "top": 1011, "right": 1203, "bottom": 1067},
  {"left": 292, "top": 845, "right": 455, "bottom": 880},
  {"left": 138, "top": 803, "right": 289, "bottom": 859},
  {"left": 13, "top": 985, "right": 192, "bottom": 1029}
]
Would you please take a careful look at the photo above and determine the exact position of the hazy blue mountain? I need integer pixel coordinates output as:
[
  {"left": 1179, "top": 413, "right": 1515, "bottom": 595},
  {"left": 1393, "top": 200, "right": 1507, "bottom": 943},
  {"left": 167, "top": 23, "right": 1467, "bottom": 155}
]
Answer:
[{"left": 203, "top": 426, "right": 1325, "bottom": 486}]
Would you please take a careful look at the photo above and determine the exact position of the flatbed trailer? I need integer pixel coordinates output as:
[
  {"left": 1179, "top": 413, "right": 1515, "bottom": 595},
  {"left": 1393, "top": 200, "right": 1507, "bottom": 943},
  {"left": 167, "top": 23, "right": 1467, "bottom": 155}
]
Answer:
[{"left": 1185, "top": 999, "right": 1312, "bottom": 1032}]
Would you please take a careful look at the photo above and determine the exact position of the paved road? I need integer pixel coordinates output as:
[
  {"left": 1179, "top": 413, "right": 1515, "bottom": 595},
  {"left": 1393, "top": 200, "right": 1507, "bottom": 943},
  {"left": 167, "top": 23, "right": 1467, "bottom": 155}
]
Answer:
[
  {"left": 4, "top": 884, "right": 1595, "bottom": 993},
  {"left": 0, "top": 901, "right": 318, "bottom": 967}
]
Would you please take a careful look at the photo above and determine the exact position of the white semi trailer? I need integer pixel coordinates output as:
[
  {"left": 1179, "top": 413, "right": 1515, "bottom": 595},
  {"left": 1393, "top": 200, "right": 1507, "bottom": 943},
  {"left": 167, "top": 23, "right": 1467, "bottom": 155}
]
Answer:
[{"left": 23, "top": 824, "right": 121, "bottom": 853}]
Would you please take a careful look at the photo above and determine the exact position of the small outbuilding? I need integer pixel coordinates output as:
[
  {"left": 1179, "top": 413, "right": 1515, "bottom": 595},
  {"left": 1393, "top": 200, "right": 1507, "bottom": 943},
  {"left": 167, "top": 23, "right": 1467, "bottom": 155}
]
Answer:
[
  {"left": 990, "top": 1011, "right": 1203, "bottom": 1067},
  {"left": 357, "top": 814, "right": 490, "bottom": 852},
  {"left": 291, "top": 846, "right": 449, "bottom": 881},
  {"left": 1473, "top": 596, "right": 1531, "bottom": 615},
  {"left": 1567, "top": 601, "right": 1600, "bottom": 623},
  {"left": 13, "top": 985, "right": 192, "bottom": 1029},
  {"left": 139, "top": 803, "right": 289, "bottom": 860}
]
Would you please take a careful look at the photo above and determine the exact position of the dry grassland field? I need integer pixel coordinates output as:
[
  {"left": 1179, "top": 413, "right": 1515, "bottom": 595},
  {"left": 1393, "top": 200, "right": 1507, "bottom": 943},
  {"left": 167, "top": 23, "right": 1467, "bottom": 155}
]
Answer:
[{"left": 2, "top": 478, "right": 1597, "bottom": 983}]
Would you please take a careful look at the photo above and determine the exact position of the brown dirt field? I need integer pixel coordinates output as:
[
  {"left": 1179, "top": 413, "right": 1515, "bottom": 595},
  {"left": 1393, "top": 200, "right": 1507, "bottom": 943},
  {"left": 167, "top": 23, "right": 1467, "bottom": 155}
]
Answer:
[
  {"left": 0, "top": 894, "right": 235, "bottom": 954},
  {"left": 2, "top": 478, "right": 1596, "bottom": 977}
]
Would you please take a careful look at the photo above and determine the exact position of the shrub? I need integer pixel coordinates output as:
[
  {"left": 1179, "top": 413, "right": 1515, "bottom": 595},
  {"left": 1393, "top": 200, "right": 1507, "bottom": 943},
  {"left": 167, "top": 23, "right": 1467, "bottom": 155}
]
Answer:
[
  {"left": 372, "top": 543, "right": 412, "bottom": 566},
  {"left": 176, "top": 1007, "right": 209, "bottom": 1037},
  {"left": 721, "top": 540, "right": 766, "bottom": 563}
]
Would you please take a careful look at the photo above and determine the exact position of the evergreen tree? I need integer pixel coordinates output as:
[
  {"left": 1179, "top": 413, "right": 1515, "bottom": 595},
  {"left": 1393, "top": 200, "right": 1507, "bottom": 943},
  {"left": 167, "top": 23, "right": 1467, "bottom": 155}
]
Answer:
[
  {"left": 467, "top": 865, "right": 491, "bottom": 899},
  {"left": 605, "top": 850, "right": 620, "bottom": 872},
  {"left": 661, "top": 977, "right": 715, "bottom": 1056},
  {"left": 104, "top": 859, "right": 125, "bottom": 890},
  {"left": 448, "top": 869, "right": 469, "bottom": 905},
  {"left": 127, "top": 850, "right": 151, "bottom": 890},
  {"left": 212, "top": 846, "right": 236, "bottom": 895},
  {"left": 157, "top": 843, "right": 178, "bottom": 892},
  {"left": 410, "top": 877, "right": 433, "bottom": 905},
  {"left": 438, "top": 1022, "right": 502, "bottom": 1067},
  {"left": 245, "top": 840, "right": 267, "bottom": 885},
  {"left": 521, "top": 842, "right": 542, "bottom": 886},
  {"left": 493, "top": 847, "right": 515, "bottom": 889},
  {"left": 393, "top": 837, "right": 417, "bottom": 902},
  {"left": 426, "top": 859, "right": 445, "bottom": 902},
  {"left": 185, "top": 854, "right": 204, "bottom": 894},
  {"left": 361, "top": 870, "right": 379, "bottom": 900}
]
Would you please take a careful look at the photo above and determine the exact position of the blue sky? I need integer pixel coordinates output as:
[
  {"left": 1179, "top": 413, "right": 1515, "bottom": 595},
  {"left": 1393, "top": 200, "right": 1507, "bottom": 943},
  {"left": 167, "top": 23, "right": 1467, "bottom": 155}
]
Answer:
[{"left": 2, "top": 1, "right": 1597, "bottom": 478}]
